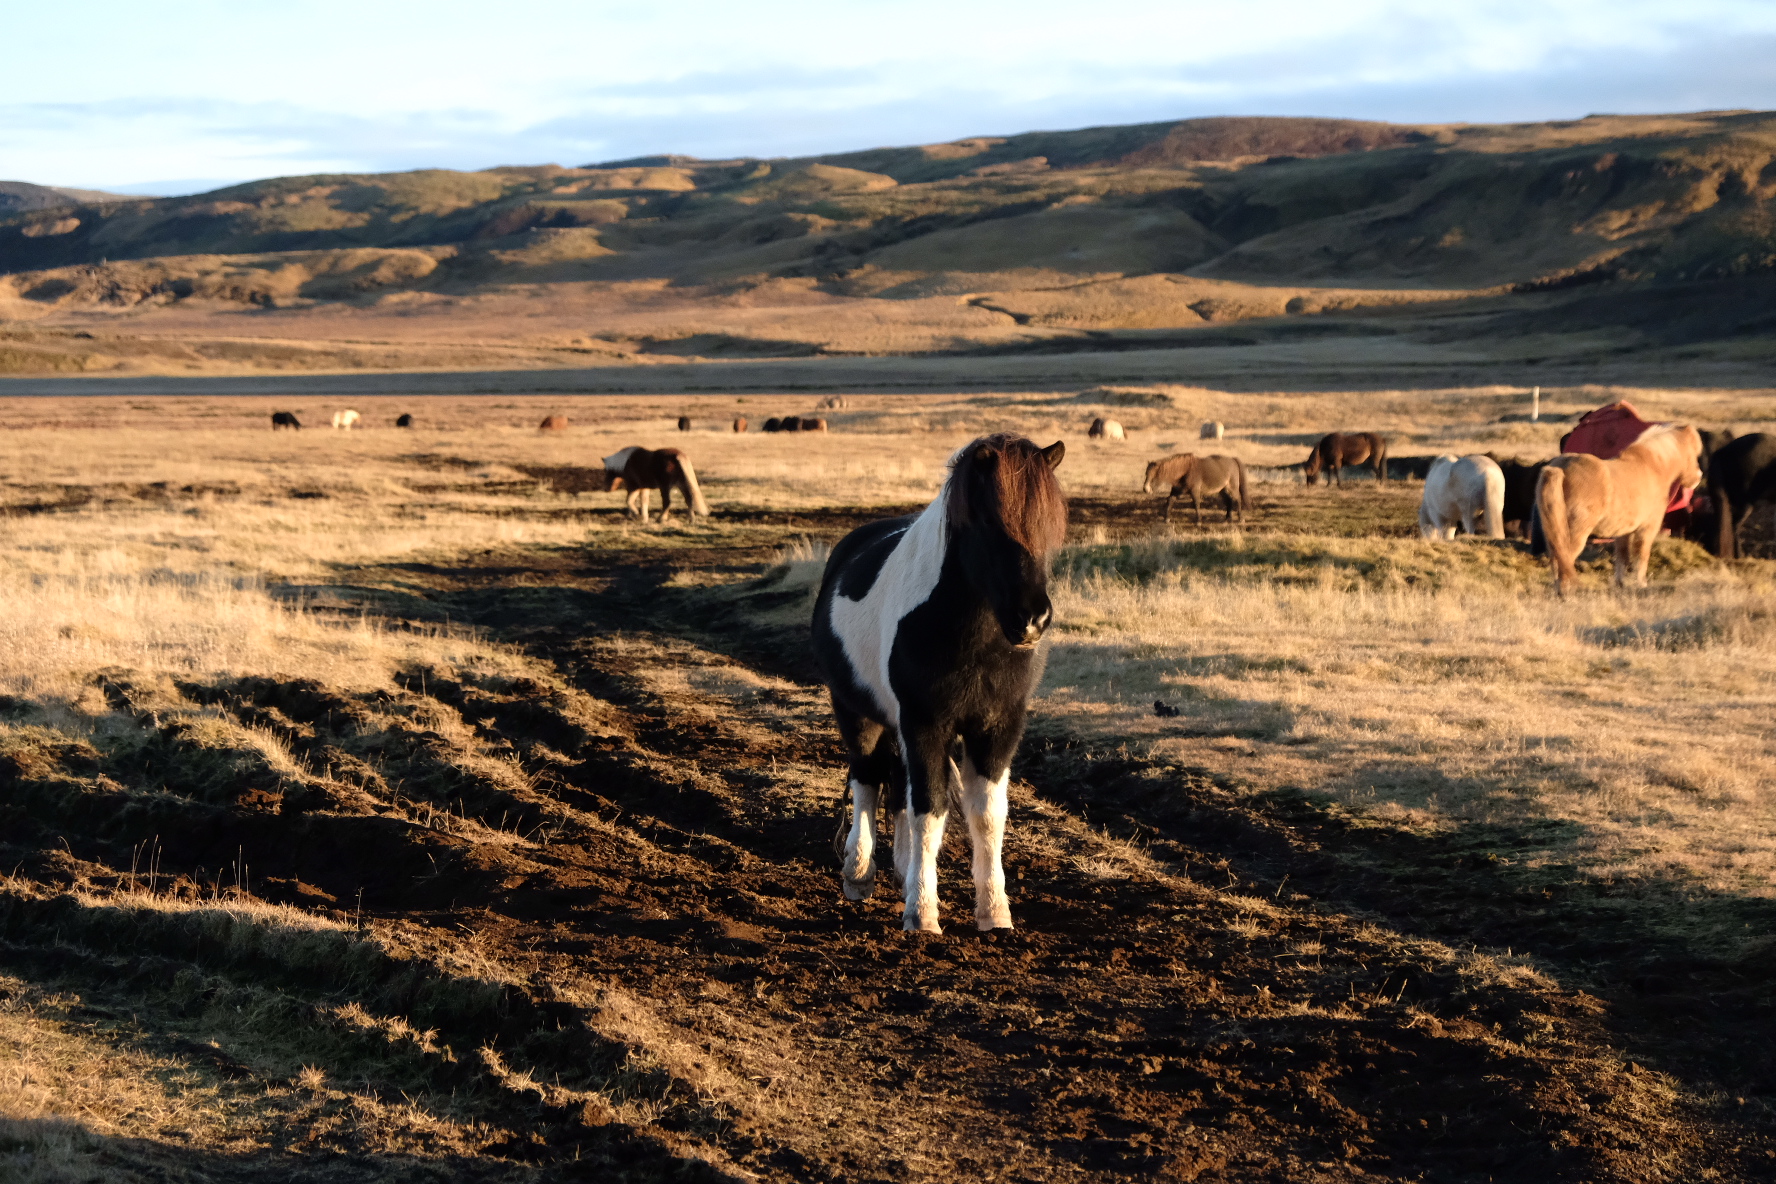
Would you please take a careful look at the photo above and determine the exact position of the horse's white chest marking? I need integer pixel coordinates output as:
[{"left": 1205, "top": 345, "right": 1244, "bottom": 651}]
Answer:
[{"left": 828, "top": 498, "right": 948, "bottom": 729}]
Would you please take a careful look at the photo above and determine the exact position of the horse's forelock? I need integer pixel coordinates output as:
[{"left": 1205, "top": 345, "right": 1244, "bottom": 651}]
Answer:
[{"left": 948, "top": 434, "right": 1067, "bottom": 555}]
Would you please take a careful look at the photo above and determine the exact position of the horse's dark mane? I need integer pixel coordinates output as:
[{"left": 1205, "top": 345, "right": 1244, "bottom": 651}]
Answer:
[{"left": 947, "top": 433, "right": 1066, "bottom": 556}]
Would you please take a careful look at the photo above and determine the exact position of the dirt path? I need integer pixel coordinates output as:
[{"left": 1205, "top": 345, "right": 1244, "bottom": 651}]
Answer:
[{"left": 3, "top": 533, "right": 1772, "bottom": 1182}]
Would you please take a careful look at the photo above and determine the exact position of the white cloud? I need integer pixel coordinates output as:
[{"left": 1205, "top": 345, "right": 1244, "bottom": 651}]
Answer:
[{"left": 2, "top": 2, "right": 1773, "bottom": 189}]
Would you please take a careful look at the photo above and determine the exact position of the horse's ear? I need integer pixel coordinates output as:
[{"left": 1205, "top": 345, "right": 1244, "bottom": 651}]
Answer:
[{"left": 1041, "top": 441, "right": 1065, "bottom": 469}]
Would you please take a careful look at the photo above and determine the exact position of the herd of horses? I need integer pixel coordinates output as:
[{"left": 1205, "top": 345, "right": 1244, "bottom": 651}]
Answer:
[
  {"left": 806, "top": 412, "right": 1776, "bottom": 932},
  {"left": 245, "top": 401, "right": 1775, "bottom": 932},
  {"left": 1301, "top": 408, "right": 1773, "bottom": 595}
]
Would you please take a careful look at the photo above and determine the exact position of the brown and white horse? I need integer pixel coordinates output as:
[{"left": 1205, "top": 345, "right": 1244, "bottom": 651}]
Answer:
[
  {"left": 601, "top": 446, "right": 710, "bottom": 522},
  {"left": 1304, "top": 432, "right": 1388, "bottom": 486},
  {"left": 1537, "top": 424, "right": 1703, "bottom": 596}
]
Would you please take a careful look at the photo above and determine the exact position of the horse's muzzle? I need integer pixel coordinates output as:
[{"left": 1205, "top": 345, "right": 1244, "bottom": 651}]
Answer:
[{"left": 1016, "top": 607, "right": 1052, "bottom": 647}]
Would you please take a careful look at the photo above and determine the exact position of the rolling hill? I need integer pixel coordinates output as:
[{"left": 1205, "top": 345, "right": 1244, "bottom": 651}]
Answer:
[{"left": 1, "top": 111, "right": 1774, "bottom": 379}]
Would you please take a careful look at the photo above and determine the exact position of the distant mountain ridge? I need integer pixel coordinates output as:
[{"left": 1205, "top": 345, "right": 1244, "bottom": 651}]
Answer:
[
  {"left": 1, "top": 110, "right": 1773, "bottom": 373},
  {"left": 0, "top": 180, "right": 134, "bottom": 214}
]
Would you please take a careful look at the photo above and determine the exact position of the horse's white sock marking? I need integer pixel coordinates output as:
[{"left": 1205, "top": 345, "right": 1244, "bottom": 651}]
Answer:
[
  {"left": 842, "top": 778, "right": 878, "bottom": 899},
  {"left": 902, "top": 808, "right": 947, "bottom": 932},
  {"left": 962, "top": 761, "right": 1012, "bottom": 930}
]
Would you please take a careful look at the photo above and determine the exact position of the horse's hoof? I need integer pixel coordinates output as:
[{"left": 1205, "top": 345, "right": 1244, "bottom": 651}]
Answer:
[
  {"left": 975, "top": 912, "right": 1013, "bottom": 932},
  {"left": 842, "top": 874, "right": 875, "bottom": 901},
  {"left": 903, "top": 914, "right": 942, "bottom": 934}
]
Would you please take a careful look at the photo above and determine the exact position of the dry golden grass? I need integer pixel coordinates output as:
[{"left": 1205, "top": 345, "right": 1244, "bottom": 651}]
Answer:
[
  {"left": 1040, "top": 533, "right": 1776, "bottom": 894},
  {"left": 3, "top": 385, "right": 1774, "bottom": 900}
]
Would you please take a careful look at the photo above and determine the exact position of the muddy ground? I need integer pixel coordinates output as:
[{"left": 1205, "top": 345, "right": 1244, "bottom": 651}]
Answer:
[{"left": 2, "top": 483, "right": 1774, "bottom": 1182}]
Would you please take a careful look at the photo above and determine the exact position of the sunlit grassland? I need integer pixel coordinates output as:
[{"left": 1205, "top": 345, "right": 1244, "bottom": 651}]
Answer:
[
  {"left": 4, "top": 384, "right": 1775, "bottom": 902},
  {"left": 1039, "top": 533, "right": 1776, "bottom": 894}
]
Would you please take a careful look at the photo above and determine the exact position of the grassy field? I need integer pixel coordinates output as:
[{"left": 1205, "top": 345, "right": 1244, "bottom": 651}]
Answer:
[{"left": 1, "top": 385, "right": 1774, "bottom": 1181}]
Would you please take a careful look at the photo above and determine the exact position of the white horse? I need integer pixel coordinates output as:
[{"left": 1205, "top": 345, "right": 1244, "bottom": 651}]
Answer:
[
  {"left": 1088, "top": 417, "right": 1124, "bottom": 441},
  {"left": 331, "top": 409, "right": 361, "bottom": 431},
  {"left": 1419, "top": 454, "right": 1505, "bottom": 539}
]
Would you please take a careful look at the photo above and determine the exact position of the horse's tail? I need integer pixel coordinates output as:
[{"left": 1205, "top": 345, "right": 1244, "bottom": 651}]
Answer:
[
  {"left": 1536, "top": 464, "right": 1575, "bottom": 594},
  {"left": 1235, "top": 458, "right": 1252, "bottom": 512},
  {"left": 676, "top": 453, "right": 711, "bottom": 517},
  {"left": 1372, "top": 434, "right": 1388, "bottom": 484},
  {"left": 1481, "top": 465, "right": 1504, "bottom": 539}
]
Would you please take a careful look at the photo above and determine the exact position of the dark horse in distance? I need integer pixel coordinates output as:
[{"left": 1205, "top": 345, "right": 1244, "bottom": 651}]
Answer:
[
  {"left": 1708, "top": 433, "right": 1776, "bottom": 559},
  {"left": 1304, "top": 432, "right": 1388, "bottom": 487},
  {"left": 812, "top": 434, "right": 1066, "bottom": 933}
]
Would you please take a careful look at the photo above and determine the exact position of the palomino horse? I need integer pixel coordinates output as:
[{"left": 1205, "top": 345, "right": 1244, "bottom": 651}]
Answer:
[
  {"left": 1143, "top": 454, "right": 1250, "bottom": 525},
  {"left": 601, "top": 446, "right": 710, "bottom": 523},
  {"left": 812, "top": 434, "right": 1066, "bottom": 933},
  {"left": 1537, "top": 424, "right": 1703, "bottom": 596},
  {"left": 1419, "top": 455, "right": 1504, "bottom": 540},
  {"left": 1304, "top": 432, "right": 1388, "bottom": 486},
  {"left": 331, "top": 409, "right": 360, "bottom": 430}
]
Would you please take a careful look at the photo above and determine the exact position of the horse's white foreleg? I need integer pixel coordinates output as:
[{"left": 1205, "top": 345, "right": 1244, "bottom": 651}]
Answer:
[
  {"left": 841, "top": 778, "right": 878, "bottom": 900},
  {"left": 960, "top": 759, "right": 1012, "bottom": 931},
  {"left": 900, "top": 804, "right": 946, "bottom": 932}
]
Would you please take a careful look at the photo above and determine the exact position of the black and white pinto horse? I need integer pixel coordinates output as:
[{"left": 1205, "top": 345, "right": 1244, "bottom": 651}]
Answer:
[{"left": 812, "top": 434, "right": 1067, "bottom": 932}]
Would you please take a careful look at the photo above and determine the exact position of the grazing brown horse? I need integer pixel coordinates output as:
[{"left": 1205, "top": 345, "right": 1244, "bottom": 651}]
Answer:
[
  {"left": 1143, "top": 454, "right": 1251, "bottom": 524},
  {"left": 539, "top": 415, "right": 568, "bottom": 432},
  {"left": 732, "top": 416, "right": 748, "bottom": 433},
  {"left": 677, "top": 416, "right": 692, "bottom": 431},
  {"left": 1304, "top": 432, "right": 1388, "bottom": 486},
  {"left": 601, "top": 446, "right": 710, "bottom": 522},
  {"left": 801, "top": 417, "right": 827, "bottom": 432},
  {"left": 1537, "top": 424, "right": 1703, "bottom": 596}
]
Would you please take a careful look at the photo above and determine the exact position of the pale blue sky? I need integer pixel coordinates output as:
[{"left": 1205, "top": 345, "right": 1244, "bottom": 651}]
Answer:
[{"left": 7, "top": 0, "right": 1776, "bottom": 193}]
